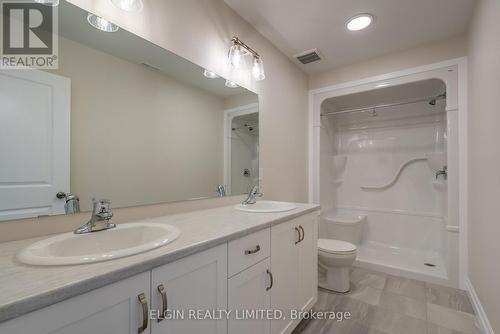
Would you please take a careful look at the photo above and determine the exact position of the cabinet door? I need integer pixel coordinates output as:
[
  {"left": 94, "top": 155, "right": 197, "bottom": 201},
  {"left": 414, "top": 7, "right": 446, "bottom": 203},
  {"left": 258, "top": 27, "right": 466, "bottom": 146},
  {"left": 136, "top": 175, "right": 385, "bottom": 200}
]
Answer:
[
  {"left": 297, "top": 214, "right": 318, "bottom": 311},
  {"left": 270, "top": 220, "right": 300, "bottom": 334},
  {"left": 151, "top": 244, "right": 227, "bottom": 334},
  {"left": 228, "top": 258, "right": 271, "bottom": 334},
  {"left": 0, "top": 272, "right": 151, "bottom": 334}
]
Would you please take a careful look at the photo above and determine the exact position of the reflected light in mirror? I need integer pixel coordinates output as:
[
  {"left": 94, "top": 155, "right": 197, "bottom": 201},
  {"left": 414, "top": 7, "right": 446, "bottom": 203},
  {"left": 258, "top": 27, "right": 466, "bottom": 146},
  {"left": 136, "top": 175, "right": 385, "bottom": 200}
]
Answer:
[
  {"left": 225, "top": 80, "right": 239, "bottom": 88},
  {"left": 87, "top": 13, "right": 119, "bottom": 32},
  {"left": 111, "top": 0, "right": 144, "bottom": 12},
  {"left": 203, "top": 69, "right": 219, "bottom": 79}
]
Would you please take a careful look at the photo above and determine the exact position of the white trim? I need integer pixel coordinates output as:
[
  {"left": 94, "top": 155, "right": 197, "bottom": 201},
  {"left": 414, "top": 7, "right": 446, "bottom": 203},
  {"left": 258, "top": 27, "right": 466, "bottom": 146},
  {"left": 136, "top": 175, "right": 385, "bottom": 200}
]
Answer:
[
  {"left": 223, "top": 103, "right": 259, "bottom": 196},
  {"left": 465, "top": 277, "right": 495, "bottom": 334},
  {"left": 308, "top": 57, "right": 468, "bottom": 288},
  {"left": 446, "top": 225, "right": 460, "bottom": 233}
]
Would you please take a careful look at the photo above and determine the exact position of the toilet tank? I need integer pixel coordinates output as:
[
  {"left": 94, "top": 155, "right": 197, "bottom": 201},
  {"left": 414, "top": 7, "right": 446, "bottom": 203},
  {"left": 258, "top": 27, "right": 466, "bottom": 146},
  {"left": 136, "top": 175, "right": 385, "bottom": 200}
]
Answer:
[{"left": 321, "top": 214, "right": 366, "bottom": 245}]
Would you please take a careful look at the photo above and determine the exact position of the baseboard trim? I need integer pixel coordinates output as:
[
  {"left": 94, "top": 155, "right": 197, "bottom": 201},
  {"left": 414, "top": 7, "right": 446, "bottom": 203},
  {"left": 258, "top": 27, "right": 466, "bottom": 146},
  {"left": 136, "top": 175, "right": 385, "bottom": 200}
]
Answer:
[{"left": 465, "top": 276, "right": 495, "bottom": 334}]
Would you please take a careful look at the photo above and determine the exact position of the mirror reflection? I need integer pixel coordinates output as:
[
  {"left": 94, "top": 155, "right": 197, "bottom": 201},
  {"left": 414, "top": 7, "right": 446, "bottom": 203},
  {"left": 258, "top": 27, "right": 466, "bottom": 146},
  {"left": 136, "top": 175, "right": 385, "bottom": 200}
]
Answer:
[{"left": 0, "top": 1, "right": 258, "bottom": 220}]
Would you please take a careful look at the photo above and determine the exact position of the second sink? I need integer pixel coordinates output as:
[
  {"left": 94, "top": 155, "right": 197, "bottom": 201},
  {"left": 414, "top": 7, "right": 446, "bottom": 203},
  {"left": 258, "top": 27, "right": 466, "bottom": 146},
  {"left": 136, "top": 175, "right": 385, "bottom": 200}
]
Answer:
[
  {"left": 234, "top": 201, "right": 297, "bottom": 213},
  {"left": 17, "top": 222, "right": 181, "bottom": 266}
]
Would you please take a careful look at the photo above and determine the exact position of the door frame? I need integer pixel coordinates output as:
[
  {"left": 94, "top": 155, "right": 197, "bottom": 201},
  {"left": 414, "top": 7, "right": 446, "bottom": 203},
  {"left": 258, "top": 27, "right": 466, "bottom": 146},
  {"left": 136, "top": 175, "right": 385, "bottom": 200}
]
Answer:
[
  {"left": 223, "top": 103, "right": 259, "bottom": 196},
  {"left": 308, "top": 57, "right": 468, "bottom": 289}
]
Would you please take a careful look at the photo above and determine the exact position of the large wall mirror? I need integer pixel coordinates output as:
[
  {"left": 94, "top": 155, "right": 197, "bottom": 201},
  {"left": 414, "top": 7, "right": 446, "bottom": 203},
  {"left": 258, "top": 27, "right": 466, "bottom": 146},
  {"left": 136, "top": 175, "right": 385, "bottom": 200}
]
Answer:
[{"left": 0, "top": 1, "right": 259, "bottom": 220}]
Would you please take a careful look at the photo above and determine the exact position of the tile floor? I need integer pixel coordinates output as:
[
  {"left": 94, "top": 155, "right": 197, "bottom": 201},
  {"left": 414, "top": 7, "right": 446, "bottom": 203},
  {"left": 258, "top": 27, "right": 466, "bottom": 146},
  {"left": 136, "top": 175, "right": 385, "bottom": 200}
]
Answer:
[{"left": 294, "top": 267, "right": 479, "bottom": 334}]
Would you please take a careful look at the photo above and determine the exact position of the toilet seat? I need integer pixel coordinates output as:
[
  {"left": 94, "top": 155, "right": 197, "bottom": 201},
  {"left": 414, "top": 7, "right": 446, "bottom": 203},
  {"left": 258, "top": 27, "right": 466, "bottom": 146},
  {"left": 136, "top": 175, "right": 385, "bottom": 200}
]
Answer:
[{"left": 318, "top": 238, "right": 357, "bottom": 255}]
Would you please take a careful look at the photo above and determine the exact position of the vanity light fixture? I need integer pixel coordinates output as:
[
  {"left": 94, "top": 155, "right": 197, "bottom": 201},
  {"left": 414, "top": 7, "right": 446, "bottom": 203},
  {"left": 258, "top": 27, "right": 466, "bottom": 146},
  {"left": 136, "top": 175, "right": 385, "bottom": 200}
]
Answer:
[
  {"left": 87, "top": 13, "right": 119, "bottom": 32},
  {"left": 111, "top": 0, "right": 144, "bottom": 12},
  {"left": 346, "top": 14, "right": 374, "bottom": 31},
  {"left": 225, "top": 80, "right": 239, "bottom": 88},
  {"left": 34, "top": 0, "right": 59, "bottom": 5},
  {"left": 228, "top": 36, "right": 266, "bottom": 81},
  {"left": 203, "top": 69, "right": 219, "bottom": 79}
]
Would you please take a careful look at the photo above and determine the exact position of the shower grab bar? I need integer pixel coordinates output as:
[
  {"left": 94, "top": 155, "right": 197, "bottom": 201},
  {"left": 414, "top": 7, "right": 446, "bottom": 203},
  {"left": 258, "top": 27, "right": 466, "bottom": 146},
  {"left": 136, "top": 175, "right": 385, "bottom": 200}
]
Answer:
[{"left": 360, "top": 157, "right": 427, "bottom": 190}]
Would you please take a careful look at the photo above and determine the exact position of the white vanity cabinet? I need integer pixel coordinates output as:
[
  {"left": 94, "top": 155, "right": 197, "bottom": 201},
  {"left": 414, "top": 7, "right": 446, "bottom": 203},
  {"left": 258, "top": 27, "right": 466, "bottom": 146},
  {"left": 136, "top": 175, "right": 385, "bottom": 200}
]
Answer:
[
  {"left": 0, "top": 272, "right": 152, "bottom": 334},
  {"left": 150, "top": 244, "right": 227, "bottom": 334},
  {"left": 270, "top": 213, "right": 318, "bottom": 334}
]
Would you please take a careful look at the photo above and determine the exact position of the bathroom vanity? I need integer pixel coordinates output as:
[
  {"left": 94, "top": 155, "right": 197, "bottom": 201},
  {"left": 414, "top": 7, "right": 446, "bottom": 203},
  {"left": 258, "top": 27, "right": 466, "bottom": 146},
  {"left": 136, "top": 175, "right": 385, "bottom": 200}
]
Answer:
[{"left": 0, "top": 204, "right": 319, "bottom": 334}]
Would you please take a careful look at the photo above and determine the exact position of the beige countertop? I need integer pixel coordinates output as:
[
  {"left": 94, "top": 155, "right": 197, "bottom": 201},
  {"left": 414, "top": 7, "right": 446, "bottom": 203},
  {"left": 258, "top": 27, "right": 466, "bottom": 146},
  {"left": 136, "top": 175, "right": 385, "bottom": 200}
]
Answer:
[{"left": 0, "top": 202, "right": 319, "bottom": 323}]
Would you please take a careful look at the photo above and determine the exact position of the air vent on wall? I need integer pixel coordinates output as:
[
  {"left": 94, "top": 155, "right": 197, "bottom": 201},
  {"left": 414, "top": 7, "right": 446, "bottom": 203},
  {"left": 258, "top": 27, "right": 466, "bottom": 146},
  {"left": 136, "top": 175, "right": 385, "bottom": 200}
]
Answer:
[{"left": 294, "top": 49, "right": 322, "bottom": 64}]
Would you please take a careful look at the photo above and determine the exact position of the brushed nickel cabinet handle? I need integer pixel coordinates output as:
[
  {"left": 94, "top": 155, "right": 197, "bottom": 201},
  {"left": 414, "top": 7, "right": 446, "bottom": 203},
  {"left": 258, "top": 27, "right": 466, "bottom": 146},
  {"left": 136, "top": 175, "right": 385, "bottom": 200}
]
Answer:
[
  {"left": 295, "top": 226, "right": 301, "bottom": 244},
  {"left": 138, "top": 293, "right": 148, "bottom": 333},
  {"left": 299, "top": 225, "right": 305, "bottom": 243},
  {"left": 245, "top": 245, "right": 261, "bottom": 255},
  {"left": 266, "top": 269, "right": 274, "bottom": 291},
  {"left": 157, "top": 284, "right": 168, "bottom": 323}
]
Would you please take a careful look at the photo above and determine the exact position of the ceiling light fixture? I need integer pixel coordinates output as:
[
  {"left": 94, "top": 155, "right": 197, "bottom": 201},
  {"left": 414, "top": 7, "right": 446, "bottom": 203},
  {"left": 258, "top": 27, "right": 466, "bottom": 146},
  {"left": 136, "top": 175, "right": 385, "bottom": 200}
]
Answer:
[
  {"left": 346, "top": 14, "right": 374, "bottom": 31},
  {"left": 225, "top": 80, "right": 239, "bottom": 88},
  {"left": 228, "top": 36, "right": 266, "bottom": 81},
  {"left": 87, "top": 13, "right": 119, "bottom": 32},
  {"left": 34, "top": 0, "right": 59, "bottom": 6},
  {"left": 203, "top": 69, "right": 219, "bottom": 79},
  {"left": 111, "top": 0, "right": 144, "bottom": 12}
]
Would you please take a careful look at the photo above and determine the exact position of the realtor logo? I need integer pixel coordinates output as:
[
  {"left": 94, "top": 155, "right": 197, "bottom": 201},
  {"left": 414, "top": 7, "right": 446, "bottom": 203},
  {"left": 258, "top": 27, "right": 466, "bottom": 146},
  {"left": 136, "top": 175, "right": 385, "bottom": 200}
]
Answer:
[{"left": 1, "top": 1, "right": 58, "bottom": 69}]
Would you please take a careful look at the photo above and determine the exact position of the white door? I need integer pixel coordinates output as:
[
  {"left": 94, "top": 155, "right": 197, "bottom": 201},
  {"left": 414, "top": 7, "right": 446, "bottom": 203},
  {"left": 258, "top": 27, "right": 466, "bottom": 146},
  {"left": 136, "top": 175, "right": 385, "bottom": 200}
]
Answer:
[
  {"left": 0, "top": 272, "right": 151, "bottom": 334},
  {"left": 270, "top": 220, "right": 300, "bottom": 334},
  {"left": 151, "top": 244, "right": 227, "bottom": 334},
  {"left": 228, "top": 258, "right": 271, "bottom": 334},
  {"left": 0, "top": 69, "right": 70, "bottom": 221},
  {"left": 297, "top": 214, "right": 318, "bottom": 311}
]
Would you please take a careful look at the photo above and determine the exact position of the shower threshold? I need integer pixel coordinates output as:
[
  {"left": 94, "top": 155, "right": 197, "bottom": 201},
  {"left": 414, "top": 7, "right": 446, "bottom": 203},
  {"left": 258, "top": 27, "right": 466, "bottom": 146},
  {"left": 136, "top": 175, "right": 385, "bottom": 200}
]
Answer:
[{"left": 355, "top": 241, "right": 449, "bottom": 285}]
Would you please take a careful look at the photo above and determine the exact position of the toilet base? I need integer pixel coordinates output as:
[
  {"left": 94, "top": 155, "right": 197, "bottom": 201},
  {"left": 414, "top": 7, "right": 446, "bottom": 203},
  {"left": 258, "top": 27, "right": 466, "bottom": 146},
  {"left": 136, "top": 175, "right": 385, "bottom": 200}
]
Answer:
[{"left": 319, "top": 267, "right": 351, "bottom": 293}]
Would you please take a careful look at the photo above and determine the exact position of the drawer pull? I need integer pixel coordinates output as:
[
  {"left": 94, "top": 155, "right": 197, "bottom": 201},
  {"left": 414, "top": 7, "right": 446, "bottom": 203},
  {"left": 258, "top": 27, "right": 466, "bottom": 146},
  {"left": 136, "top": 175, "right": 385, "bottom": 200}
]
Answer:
[
  {"left": 295, "top": 226, "right": 301, "bottom": 244},
  {"left": 157, "top": 284, "right": 168, "bottom": 323},
  {"left": 138, "top": 293, "right": 148, "bottom": 333},
  {"left": 266, "top": 269, "right": 274, "bottom": 291},
  {"left": 299, "top": 225, "right": 305, "bottom": 243},
  {"left": 244, "top": 245, "right": 261, "bottom": 255}
]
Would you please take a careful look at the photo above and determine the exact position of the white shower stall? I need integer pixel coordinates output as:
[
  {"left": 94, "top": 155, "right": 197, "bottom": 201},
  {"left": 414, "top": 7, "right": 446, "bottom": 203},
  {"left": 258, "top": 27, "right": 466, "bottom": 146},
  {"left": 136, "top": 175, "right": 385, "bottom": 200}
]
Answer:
[{"left": 310, "top": 62, "right": 465, "bottom": 288}]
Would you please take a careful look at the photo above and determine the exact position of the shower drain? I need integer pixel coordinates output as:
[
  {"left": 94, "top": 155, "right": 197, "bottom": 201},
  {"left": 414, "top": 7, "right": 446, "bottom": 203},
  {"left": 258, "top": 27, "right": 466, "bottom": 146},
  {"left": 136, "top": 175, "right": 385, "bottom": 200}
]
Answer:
[{"left": 424, "top": 263, "right": 436, "bottom": 267}]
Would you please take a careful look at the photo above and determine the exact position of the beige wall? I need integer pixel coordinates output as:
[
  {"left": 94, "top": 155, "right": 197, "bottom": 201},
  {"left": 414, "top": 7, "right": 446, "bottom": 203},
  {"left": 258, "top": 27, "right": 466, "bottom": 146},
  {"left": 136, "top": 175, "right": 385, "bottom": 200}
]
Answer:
[
  {"left": 467, "top": 0, "right": 500, "bottom": 331},
  {"left": 53, "top": 37, "right": 226, "bottom": 211},
  {"left": 309, "top": 35, "right": 467, "bottom": 90},
  {"left": 67, "top": 0, "right": 309, "bottom": 203}
]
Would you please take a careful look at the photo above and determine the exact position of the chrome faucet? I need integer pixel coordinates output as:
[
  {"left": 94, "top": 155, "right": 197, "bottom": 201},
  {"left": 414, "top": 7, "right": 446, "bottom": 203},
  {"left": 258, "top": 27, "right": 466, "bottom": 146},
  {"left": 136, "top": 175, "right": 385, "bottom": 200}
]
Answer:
[
  {"left": 74, "top": 198, "right": 116, "bottom": 234},
  {"left": 242, "top": 185, "right": 263, "bottom": 205},
  {"left": 436, "top": 166, "right": 448, "bottom": 180}
]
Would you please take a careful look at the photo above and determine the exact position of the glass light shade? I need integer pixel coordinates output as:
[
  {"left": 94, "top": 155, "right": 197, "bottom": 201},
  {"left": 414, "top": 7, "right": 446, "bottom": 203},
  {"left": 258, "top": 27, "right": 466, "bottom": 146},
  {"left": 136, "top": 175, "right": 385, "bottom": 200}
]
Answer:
[
  {"left": 228, "top": 44, "right": 244, "bottom": 69},
  {"left": 34, "top": 0, "right": 59, "bottom": 5},
  {"left": 203, "top": 69, "right": 219, "bottom": 79},
  {"left": 87, "top": 13, "right": 119, "bottom": 32},
  {"left": 346, "top": 14, "right": 373, "bottom": 31},
  {"left": 111, "top": 0, "right": 144, "bottom": 12},
  {"left": 225, "top": 80, "right": 239, "bottom": 88},
  {"left": 252, "top": 57, "right": 265, "bottom": 81}
]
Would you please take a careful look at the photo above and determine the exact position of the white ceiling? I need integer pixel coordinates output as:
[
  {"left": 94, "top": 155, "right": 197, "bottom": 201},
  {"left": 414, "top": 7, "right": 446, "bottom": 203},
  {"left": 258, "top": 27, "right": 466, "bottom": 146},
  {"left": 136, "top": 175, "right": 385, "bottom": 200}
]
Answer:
[{"left": 224, "top": 0, "right": 476, "bottom": 74}]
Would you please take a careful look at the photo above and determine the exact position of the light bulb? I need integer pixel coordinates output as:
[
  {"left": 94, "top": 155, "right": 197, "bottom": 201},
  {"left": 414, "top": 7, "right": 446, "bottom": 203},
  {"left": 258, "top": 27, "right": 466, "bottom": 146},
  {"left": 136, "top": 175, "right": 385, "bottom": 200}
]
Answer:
[
  {"left": 346, "top": 14, "right": 374, "bottom": 31},
  {"left": 34, "top": 0, "right": 59, "bottom": 5},
  {"left": 111, "top": 0, "right": 144, "bottom": 12},
  {"left": 252, "top": 57, "right": 265, "bottom": 81},
  {"left": 87, "top": 13, "right": 119, "bottom": 32},
  {"left": 228, "top": 44, "right": 244, "bottom": 69},
  {"left": 225, "top": 80, "right": 239, "bottom": 88},
  {"left": 203, "top": 69, "right": 219, "bottom": 79}
]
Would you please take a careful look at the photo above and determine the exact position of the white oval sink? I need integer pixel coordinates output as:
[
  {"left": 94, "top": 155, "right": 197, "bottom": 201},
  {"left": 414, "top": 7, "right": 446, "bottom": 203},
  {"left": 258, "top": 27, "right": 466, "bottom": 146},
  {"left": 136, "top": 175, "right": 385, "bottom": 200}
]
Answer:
[
  {"left": 17, "top": 222, "right": 180, "bottom": 266},
  {"left": 234, "top": 201, "right": 297, "bottom": 213}
]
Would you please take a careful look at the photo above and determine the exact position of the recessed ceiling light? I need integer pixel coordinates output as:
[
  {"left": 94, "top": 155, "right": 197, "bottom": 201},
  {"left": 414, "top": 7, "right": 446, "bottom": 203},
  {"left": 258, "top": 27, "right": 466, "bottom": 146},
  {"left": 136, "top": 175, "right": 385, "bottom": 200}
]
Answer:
[
  {"left": 346, "top": 14, "right": 374, "bottom": 31},
  {"left": 87, "top": 13, "right": 119, "bottom": 32},
  {"left": 203, "top": 69, "right": 219, "bottom": 79},
  {"left": 225, "top": 80, "right": 239, "bottom": 88}
]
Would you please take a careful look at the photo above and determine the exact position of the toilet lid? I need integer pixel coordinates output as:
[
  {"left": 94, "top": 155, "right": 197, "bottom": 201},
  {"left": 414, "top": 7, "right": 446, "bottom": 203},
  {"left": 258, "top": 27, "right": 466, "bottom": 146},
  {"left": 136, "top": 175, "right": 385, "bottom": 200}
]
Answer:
[{"left": 318, "top": 238, "right": 357, "bottom": 254}]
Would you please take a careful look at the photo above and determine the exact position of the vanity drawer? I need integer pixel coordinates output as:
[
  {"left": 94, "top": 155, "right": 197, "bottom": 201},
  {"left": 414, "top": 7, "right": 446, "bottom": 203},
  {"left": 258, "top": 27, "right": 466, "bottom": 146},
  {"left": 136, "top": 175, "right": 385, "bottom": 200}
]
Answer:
[{"left": 228, "top": 228, "right": 270, "bottom": 277}]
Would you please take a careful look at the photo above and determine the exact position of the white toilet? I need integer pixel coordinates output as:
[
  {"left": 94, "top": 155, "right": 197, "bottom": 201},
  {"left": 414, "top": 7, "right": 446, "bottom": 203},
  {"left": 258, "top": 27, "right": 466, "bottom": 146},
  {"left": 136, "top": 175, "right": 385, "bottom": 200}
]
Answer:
[{"left": 318, "top": 215, "right": 366, "bottom": 293}]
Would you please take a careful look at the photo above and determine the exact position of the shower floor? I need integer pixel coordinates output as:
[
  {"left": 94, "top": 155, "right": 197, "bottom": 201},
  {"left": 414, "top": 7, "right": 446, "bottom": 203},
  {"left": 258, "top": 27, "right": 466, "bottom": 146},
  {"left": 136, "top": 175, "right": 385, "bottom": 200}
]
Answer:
[{"left": 355, "top": 240, "right": 449, "bottom": 285}]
